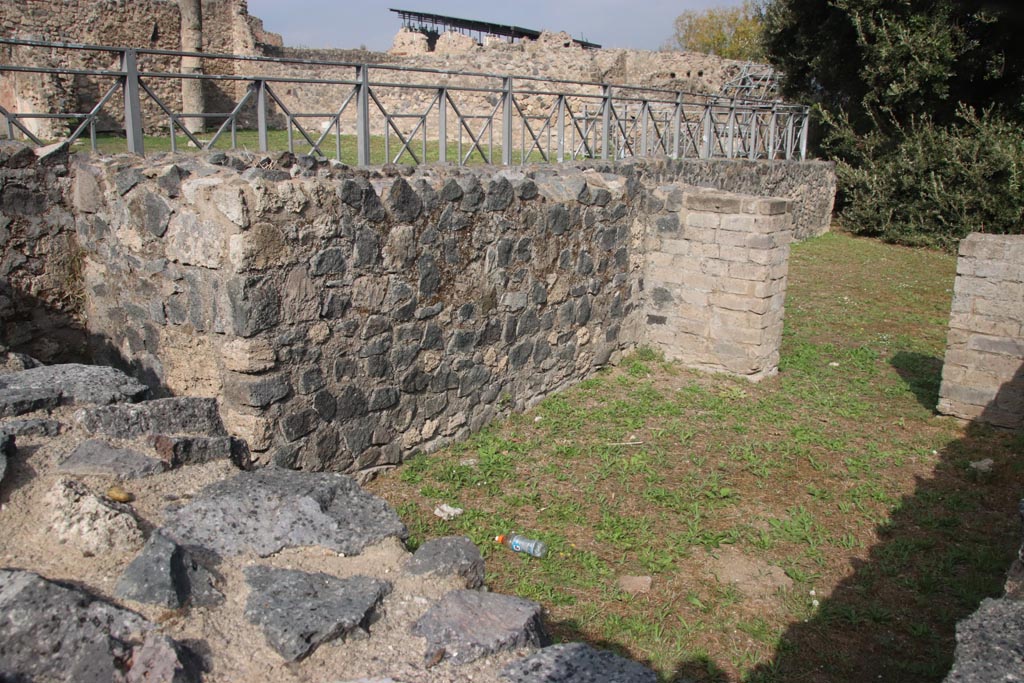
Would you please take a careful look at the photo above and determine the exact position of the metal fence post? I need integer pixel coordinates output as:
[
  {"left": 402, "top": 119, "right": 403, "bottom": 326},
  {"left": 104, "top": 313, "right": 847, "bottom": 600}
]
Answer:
[
  {"left": 255, "top": 80, "right": 268, "bottom": 152},
  {"left": 501, "top": 77, "right": 513, "bottom": 165},
  {"left": 556, "top": 95, "right": 565, "bottom": 163},
  {"left": 701, "top": 105, "right": 713, "bottom": 159},
  {"left": 640, "top": 102, "right": 649, "bottom": 158},
  {"left": 672, "top": 92, "right": 682, "bottom": 159},
  {"left": 601, "top": 85, "right": 611, "bottom": 160},
  {"left": 800, "top": 107, "right": 809, "bottom": 160},
  {"left": 121, "top": 49, "right": 144, "bottom": 156},
  {"left": 749, "top": 109, "right": 758, "bottom": 161},
  {"left": 357, "top": 65, "right": 371, "bottom": 166},
  {"left": 438, "top": 87, "right": 447, "bottom": 164}
]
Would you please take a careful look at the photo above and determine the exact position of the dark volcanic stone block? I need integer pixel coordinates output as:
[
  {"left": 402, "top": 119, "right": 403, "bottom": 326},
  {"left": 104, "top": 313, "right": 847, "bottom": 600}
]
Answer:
[
  {"left": 411, "top": 589, "right": 549, "bottom": 664},
  {"left": 162, "top": 469, "right": 408, "bottom": 557},
  {"left": 244, "top": 567, "right": 391, "bottom": 662}
]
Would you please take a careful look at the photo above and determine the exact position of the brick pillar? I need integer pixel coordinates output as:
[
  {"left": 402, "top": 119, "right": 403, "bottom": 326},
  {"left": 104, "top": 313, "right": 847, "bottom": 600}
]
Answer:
[
  {"left": 642, "top": 186, "right": 793, "bottom": 381},
  {"left": 937, "top": 234, "right": 1024, "bottom": 428}
]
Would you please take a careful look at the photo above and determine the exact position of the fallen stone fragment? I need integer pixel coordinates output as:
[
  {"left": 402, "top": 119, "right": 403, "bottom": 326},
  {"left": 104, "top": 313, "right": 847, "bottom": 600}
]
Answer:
[
  {"left": 500, "top": 642, "right": 659, "bottom": 683},
  {"left": 406, "top": 536, "right": 485, "bottom": 589},
  {"left": 151, "top": 434, "right": 234, "bottom": 467},
  {"left": 411, "top": 589, "right": 549, "bottom": 664},
  {"left": 77, "top": 397, "right": 226, "bottom": 439},
  {"left": 0, "top": 569, "right": 197, "bottom": 682},
  {"left": 163, "top": 469, "right": 408, "bottom": 557},
  {"left": 126, "top": 631, "right": 202, "bottom": 683},
  {"left": 944, "top": 597, "right": 1024, "bottom": 683},
  {"left": 115, "top": 531, "right": 222, "bottom": 608},
  {"left": 0, "top": 417, "right": 62, "bottom": 436},
  {"left": 59, "top": 438, "right": 167, "bottom": 479},
  {"left": 0, "top": 363, "right": 147, "bottom": 407},
  {"left": 47, "top": 478, "right": 144, "bottom": 556},
  {"left": 244, "top": 566, "right": 392, "bottom": 662},
  {"left": 0, "top": 386, "right": 61, "bottom": 417},
  {"left": 616, "top": 575, "right": 653, "bottom": 595},
  {"left": 433, "top": 503, "right": 464, "bottom": 521}
]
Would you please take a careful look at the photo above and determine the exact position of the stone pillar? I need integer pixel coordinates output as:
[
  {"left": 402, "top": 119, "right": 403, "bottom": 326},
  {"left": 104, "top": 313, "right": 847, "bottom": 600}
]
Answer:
[
  {"left": 937, "top": 234, "right": 1024, "bottom": 428},
  {"left": 642, "top": 186, "right": 792, "bottom": 381},
  {"left": 179, "top": 0, "right": 204, "bottom": 134}
]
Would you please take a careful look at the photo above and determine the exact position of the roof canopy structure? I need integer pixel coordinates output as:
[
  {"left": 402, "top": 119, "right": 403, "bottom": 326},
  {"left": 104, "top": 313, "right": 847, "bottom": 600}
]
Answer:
[{"left": 389, "top": 8, "right": 601, "bottom": 49}]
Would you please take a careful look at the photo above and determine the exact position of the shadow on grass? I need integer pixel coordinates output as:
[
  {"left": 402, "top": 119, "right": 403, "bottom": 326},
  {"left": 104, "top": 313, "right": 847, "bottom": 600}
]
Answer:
[
  {"left": 551, "top": 618, "right": 730, "bottom": 683},
  {"left": 891, "top": 351, "right": 944, "bottom": 412},
  {"left": 743, "top": 367, "right": 1023, "bottom": 683}
]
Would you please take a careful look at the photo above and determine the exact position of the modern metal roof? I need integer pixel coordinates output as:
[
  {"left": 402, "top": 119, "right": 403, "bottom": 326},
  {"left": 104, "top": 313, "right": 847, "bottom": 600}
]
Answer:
[{"left": 389, "top": 8, "right": 601, "bottom": 49}]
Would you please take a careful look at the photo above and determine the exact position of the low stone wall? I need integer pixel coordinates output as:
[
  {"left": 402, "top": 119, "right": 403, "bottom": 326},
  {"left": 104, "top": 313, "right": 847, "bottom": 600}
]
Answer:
[
  {"left": 938, "top": 234, "right": 1024, "bottom": 428},
  {"left": 642, "top": 187, "right": 791, "bottom": 380},
  {"left": 661, "top": 159, "right": 834, "bottom": 240},
  {"left": 54, "top": 150, "right": 804, "bottom": 474}
]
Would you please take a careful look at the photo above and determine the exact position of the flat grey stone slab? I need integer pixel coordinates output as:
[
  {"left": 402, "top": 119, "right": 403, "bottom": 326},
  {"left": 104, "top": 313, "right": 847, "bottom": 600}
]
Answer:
[
  {"left": 244, "top": 566, "right": 391, "bottom": 662},
  {"left": 411, "top": 589, "right": 549, "bottom": 664},
  {"left": 163, "top": 469, "right": 408, "bottom": 557},
  {"left": 500, "top": 643, "right": 659, "bottom": 683},
  {"left": 77, "top": 397, "right": 226, "bottom": 439},
  {"left": 59, "top": 439, "right": 167, "bottom": 479},
  {"left": 945, "top": 597, "right": 1024, "bottom": 683},
  {"left": 0, "top": 363, "right": 147, "bottom": 408},
  {"left": 115, "top": 531, "right": 222, "bottom": 608},
  {"left": 0, "top": 386, "right": 60, "bottom": 417},
  {"left": 0, "top": 417, "right": 62, "bottom": 436},
  {"left": 406, "top": 535, "right": 485, "bottom": 589},
  {"left": 0, "top": 569, "right": 197, "bottom": 682}
]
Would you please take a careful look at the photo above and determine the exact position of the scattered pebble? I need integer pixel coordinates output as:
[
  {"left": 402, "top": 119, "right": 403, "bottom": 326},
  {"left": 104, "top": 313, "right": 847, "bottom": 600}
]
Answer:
[
  {"left": 433, "top": 503, "right": 464, "bottom": 521},
  {"left": 106, "top": 484, "right": 134, "bottom": 503}
]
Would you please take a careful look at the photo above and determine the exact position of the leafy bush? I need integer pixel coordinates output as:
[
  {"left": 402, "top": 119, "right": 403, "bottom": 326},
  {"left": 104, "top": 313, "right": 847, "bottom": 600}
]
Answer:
[{"left": 833, "top": 108, "right": 1024, "bottom": 250}]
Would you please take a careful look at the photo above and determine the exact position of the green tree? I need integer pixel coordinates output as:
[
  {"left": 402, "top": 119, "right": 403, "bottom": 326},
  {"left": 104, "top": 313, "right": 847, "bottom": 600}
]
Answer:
[
  {"left": 665, "top": 1, "right": 765, "bottom": 62},
  {"left": 761, "top": 0, "right": 1024, "bottom": 247}
]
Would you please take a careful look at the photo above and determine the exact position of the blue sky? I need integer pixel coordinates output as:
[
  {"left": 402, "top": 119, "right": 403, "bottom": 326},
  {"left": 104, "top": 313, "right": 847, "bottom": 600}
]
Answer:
[{"left": 246, "top": 0, "right": 725, "bottom": 52}]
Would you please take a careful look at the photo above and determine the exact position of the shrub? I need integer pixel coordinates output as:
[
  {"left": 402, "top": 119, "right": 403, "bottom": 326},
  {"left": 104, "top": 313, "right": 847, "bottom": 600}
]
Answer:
[{"left": 834, "top": 108, "right": 1024, "bottom": 250}]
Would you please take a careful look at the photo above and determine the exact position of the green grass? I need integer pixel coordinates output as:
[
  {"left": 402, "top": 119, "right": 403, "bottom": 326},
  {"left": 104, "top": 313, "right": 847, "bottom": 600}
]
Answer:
[
  {"left": 74, "top": 129, "right": 545, "bottom": 165},
  {"left": 369, "top": 232, "right": 1022, "bottom": 682}
]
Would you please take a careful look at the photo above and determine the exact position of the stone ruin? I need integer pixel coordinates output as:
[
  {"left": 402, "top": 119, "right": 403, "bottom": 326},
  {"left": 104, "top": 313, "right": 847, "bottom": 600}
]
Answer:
[{"left": 0, "top": 137, "right": 841, "bottom": 680}]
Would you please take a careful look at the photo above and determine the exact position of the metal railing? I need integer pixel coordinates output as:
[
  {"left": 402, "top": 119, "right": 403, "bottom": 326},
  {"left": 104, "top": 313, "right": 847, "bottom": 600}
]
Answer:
[{"left": 0, "top": 38, "right": 810, "bottom": 164}]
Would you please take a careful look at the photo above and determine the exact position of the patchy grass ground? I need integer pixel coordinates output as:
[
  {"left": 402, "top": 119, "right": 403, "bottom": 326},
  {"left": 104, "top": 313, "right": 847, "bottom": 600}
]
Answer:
[
  {"left": 78, "top": 130, "right": 538, "bottom": 165},
  {"left": 367, "top": 231, "right": 1023, "bottom": 682}
]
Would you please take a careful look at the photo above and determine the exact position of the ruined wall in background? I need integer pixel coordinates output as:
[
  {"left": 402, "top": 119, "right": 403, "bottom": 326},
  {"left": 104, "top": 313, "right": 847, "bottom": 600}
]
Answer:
[
  {"left": 0, "top": 0, "right": 280, "bottom": 137},
  {"left": 938, "top": 234, "right": 1024, "bottom": 429},
  {"left": 56, "top": 151, "right": 800, "bottom": 476}
]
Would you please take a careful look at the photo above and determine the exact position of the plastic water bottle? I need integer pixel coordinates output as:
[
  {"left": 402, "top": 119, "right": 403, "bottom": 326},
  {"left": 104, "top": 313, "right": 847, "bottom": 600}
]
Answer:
[{"left": 496, "top": 534, "right": 547, "bottom": 558}]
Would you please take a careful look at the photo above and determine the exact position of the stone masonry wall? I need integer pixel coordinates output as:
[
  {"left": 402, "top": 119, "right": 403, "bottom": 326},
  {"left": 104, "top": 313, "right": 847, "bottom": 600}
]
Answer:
[
  {"left": 58, "top": 150, "right": 800, "bottom": 476},
  {"left": 0, "top": 141, "right": 86, "bottom": 363},
  {"left": 937, "top": 233, "right": 1024, "bottom": 429},
  {"left": 642, "top": 187, "right": 791, "bottom": 380},
  {"left": 70, "top": 154, "right": 647, "bottom": 471}
]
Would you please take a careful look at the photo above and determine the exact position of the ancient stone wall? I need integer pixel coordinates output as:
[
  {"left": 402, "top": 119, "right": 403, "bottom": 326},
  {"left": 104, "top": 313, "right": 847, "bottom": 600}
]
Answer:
[
  {"left": 53, "top": 150, "right": 802, "bottom": 476},
  {"left": 0, "top": 141, "right": 85, "bottom": 363},
  {"left": 937, "top": 234, "right": 1024, "bottom": 429}
]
